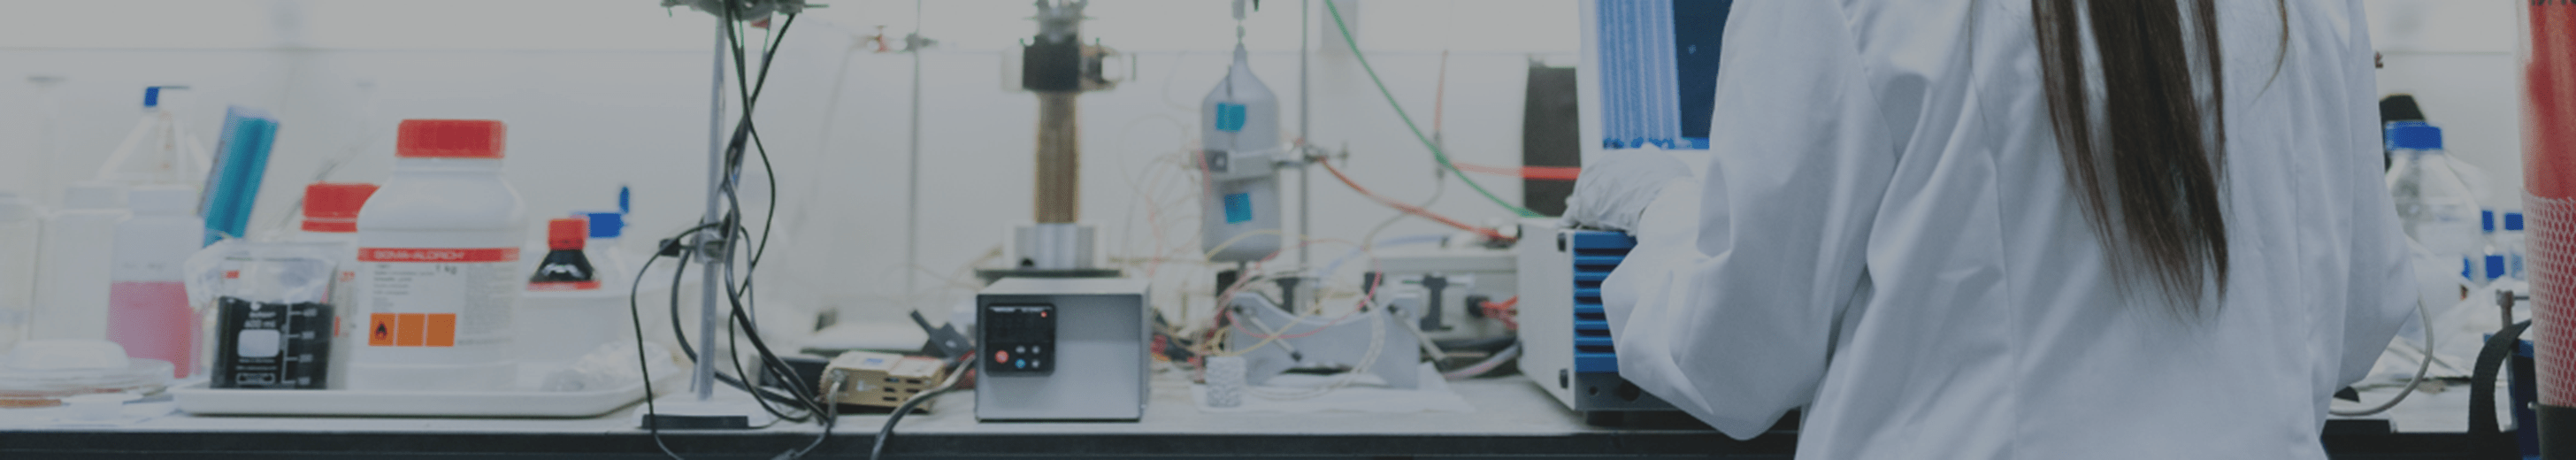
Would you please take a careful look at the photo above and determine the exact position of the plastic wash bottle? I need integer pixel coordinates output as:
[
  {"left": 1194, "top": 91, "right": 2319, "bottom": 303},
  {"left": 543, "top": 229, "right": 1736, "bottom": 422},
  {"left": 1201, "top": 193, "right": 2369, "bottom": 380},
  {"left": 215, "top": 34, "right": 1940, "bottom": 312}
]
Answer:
[{"left": 106, "top": 185, "right": 203, "bottom": 378}]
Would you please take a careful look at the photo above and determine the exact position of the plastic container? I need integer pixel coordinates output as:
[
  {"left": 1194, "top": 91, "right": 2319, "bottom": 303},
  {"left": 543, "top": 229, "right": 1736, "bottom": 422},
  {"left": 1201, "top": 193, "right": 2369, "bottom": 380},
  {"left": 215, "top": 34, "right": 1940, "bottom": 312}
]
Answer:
[
  {"left": 516, "top": 218, "right": 625, "bottom": 366},
  {"left": 1199, "top": 43, "right": 1284, "bottom": 262},
  {"left": 2501, "top": 211, "right": 2528, "bottom": 281},
  {"left": 349, "top": 119, "right": 525, "bottom": 391},
  {"left": 95, "top": 86, "right": 210, "bottom": 189},
  {"left": 0, "top": 340, "right": 171, "bottom": 408},
  {"left": 0, "top": 191, "right": 42, "bottom": 353},
  {"left": 32, "top": 182, "right": 126, "bottom": 342},
  {"left": 2385, "top": 122, "right": 2485, "bottom": 269},
  {"left": 577, "top": 211, "right": 634, "bottom": 293},
  {"left": 293, "top": 182, "right": 374, "bottom": 388},
  {"left": 106, "top": 185, "right": 203, "bottom": 378}
]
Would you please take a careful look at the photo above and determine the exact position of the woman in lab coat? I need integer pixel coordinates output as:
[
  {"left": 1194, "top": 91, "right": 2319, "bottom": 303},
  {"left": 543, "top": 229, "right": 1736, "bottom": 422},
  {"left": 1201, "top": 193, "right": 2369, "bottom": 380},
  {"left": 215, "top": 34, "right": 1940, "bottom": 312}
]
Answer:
[{"left": 1570, "top": 0, "right": 2412, "bottom": 458}]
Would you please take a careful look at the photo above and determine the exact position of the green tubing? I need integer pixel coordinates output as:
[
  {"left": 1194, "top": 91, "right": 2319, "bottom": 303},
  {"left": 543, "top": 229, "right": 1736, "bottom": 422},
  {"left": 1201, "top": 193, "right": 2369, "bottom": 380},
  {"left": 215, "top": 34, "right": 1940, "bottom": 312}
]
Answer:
[{"left": 1324, "top": 0, "right": 1544, "bottom": 218}]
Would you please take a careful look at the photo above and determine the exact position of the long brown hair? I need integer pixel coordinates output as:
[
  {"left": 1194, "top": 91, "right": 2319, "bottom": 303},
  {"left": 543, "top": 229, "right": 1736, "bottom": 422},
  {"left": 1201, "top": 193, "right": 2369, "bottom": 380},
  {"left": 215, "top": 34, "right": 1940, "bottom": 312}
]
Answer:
[{"left": 2031, "top": 0, "right": 2232, "bottom": 310}]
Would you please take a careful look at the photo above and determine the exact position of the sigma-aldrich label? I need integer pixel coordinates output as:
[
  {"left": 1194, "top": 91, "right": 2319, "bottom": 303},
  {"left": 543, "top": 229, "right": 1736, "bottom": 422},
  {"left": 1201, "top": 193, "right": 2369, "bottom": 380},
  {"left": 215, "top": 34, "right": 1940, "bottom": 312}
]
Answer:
[{"left": 357, "top": 247, "right": 519, "bottom": 349}]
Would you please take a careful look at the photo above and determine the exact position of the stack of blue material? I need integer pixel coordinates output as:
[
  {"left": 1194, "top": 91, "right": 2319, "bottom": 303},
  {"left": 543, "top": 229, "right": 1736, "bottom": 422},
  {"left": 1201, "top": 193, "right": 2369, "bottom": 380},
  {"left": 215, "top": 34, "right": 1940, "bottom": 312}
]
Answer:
[{"left": 202, "top": 106, "right": 278, "bottom": 245}]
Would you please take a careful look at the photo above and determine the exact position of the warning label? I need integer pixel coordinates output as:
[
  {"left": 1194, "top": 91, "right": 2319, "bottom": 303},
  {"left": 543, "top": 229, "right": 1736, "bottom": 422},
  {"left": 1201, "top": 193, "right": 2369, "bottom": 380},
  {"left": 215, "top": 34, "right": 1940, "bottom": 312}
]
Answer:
[
  {"left": 359, "top": 246, "right": 518, "bottom": 349},
  {"left": 368, "top": 312, "right": 458, "bottom": 348}
]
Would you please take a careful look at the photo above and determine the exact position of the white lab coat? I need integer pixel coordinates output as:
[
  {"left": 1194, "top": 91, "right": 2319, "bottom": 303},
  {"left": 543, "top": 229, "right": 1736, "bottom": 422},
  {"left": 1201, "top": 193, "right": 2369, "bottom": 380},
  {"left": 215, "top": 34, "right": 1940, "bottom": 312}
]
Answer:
[{"left": 1600, "top": 1, "right": 2412, "bottom": 458}]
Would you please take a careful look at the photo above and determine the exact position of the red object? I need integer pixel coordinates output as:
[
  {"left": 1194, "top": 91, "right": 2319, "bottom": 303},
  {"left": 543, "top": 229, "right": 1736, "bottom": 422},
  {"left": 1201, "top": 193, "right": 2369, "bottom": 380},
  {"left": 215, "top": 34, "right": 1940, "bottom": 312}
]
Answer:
[
  {"left": 2528, "top": 2, "right": 2576, "bottom": 407},
  {"left": 528, "top": 280, "right": 602, "bottom": 291},
  {"left": 1451, "top": 162, "right": 1583, "bottom": 181},
  {"left": 395, "top": 119, "right": 508, "bottom": 159},
  {"left": 300, "top": 182, "right": 378, "bottom": 233},
  {"left": 547, "top": 218, "right": 588, "bottom": 250},
  {"left": 994, "top": 350, "right": 1010, "bottom": 364}
]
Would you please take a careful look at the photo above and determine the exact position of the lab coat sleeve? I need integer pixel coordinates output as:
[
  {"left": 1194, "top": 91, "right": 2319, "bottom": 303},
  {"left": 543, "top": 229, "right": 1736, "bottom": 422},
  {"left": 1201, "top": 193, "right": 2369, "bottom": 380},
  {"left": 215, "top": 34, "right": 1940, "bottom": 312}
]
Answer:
[
  {"left": 1600, "top": 0, "right": 1894, "bottom": 440},
  {"left": 2333, "top": 1, "right": 2414, "bottom": 390}
]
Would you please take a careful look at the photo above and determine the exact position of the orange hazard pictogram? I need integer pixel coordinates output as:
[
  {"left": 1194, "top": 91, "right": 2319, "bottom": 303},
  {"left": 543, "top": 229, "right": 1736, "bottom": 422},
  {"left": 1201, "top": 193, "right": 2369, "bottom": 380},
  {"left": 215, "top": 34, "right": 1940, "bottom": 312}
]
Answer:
[
  {"left": 369, "top": 314, "right": 395, "bottom": 346},
  {"left": 367, "top": 312, "right": 458, "bottom": 348}
]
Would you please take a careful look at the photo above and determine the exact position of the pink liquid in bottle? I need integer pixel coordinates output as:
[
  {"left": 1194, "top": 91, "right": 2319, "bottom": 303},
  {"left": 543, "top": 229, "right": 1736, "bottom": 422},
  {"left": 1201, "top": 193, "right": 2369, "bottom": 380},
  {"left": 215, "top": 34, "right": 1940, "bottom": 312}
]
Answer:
[{"left": 107, "top": 281, "right": 195, "bottom": 378}]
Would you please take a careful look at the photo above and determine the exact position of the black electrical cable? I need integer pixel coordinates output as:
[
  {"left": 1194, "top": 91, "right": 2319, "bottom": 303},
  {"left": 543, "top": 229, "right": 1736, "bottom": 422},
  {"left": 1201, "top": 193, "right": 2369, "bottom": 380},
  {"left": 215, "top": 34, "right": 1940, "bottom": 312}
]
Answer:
[
  {"left": 869, "top": 355, "right": 971, "bottom": 460},
  {"left": 660, "top": 249, "right": 809, "bottom": 422},
  {"left": 630, "top": 224, "right": 716, "bottom": 460},
  {"left": 717, "top": 4, "right": 840, "bottom": 445},
  {"left": 632, "top": 4, "right": 835, "bottom": 456}
]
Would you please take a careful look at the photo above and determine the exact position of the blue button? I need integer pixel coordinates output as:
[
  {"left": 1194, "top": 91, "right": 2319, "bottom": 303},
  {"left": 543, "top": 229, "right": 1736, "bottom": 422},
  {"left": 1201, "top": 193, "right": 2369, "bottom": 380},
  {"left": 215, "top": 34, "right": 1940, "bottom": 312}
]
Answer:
[{"left": 1016, "top": 359, "right": 1026, "bottom": 369}]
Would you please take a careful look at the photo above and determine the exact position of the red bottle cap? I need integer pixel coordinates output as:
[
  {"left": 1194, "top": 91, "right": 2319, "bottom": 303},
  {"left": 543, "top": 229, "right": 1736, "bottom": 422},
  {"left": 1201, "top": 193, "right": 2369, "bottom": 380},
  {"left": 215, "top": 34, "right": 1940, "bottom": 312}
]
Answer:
[
  {"left": 547, "top": 218, "right": 588, "bottom": 250},
  {"left": 300, "top": 182, "right": 379, "bottom": 233},
  {"left": 395, "top": 119, "right": 507, "bottom": 158}
]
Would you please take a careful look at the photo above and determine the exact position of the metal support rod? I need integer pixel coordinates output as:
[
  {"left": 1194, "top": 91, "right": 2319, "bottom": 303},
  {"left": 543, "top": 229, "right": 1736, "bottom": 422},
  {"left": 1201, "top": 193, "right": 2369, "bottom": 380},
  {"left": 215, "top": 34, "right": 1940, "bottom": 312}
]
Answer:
[
  {"left": 694, "top": 14, "right": 727, "bottom": 402},
  {"left": 904, "top": 0, "right": 924, "bottom": 304},
  {"left": 1296, "top": 0, "right": 1313, "bottom": 273}
]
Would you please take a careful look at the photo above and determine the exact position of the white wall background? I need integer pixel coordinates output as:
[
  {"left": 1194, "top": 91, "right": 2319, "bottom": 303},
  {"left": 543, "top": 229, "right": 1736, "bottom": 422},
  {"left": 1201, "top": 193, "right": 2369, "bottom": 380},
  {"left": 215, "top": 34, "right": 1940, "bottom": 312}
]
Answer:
[
  {"left": 0, "top": 0, "right": 1579, "bottom": 333},
  {"left": 0, "top": 0, "right": 2518, "bottom": 335}
]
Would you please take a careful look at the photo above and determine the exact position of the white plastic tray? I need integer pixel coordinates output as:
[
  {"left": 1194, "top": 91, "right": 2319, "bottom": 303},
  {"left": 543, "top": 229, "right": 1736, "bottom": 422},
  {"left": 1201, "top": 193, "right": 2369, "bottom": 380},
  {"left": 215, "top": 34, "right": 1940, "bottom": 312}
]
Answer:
[{"left": 172, "top": 363, "right": 682, "bottom": 418}]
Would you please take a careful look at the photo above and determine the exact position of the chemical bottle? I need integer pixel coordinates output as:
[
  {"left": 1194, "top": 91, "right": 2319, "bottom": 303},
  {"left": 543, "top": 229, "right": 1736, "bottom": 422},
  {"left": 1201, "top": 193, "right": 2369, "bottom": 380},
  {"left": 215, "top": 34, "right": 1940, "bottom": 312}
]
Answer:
[
  {"left": 350, "top": 119, "right": 525, "bottom": 391},
  {"left": 2503, "top": 211, "right": 2529, "bottom": 281},
  {"left": 530, "top": 218, "right": 598, "bottom": 291},
  {"left": 33, "top": 182, "right": 127, "bottom": 342},
  {"left": 293, "top": 181, "right": 376, "bottom": 388},
  {"left": 96, "top": 86, "right": 210, "bottom": 190},
  {"left": 577, "top": 211, "right": 633, "bottom": 292},
  {"left": 0, "top": 191, "right": 42, "bottom": 353},
  {"left": 1199, "top": 42, "right": 1284, "bottom": 262},
  {"left": 107, "top": 185, "right": 203, "bottom": 378},
  {"left": 2385, "top": 121, "right": 2485, "bottom": 272},
  {"left": 517, "top": 218, "right": 626, "bottom": 365},
  {"left": 2476, "top": 209, "right": 2505, "bottom": 283}
]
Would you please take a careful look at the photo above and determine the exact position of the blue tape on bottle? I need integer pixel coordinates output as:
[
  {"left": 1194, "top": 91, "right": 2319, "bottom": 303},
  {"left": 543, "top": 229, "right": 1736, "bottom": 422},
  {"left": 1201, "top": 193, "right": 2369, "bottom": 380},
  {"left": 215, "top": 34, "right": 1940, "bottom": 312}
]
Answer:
[
  {"left": 1216, "top": 103, "right": 1247, "bottom": 133},
  {"left": 1223, "top": 193, "right": 1254, "bottom": 223}
]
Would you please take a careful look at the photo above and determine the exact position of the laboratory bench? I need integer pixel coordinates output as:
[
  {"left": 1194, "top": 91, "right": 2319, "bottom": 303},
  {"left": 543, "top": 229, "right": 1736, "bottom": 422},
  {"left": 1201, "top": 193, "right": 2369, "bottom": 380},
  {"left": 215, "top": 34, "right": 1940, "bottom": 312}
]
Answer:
[{"left": 0, "top": 372, "right": 2495, "bottom": 459}]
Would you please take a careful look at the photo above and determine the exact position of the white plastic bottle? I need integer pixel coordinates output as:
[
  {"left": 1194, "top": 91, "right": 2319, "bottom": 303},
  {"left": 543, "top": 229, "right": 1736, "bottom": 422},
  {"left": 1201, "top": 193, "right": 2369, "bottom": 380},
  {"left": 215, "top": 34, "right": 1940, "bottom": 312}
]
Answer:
[
  {"left": 1198, "top": 42, "right": 1285, "bottom": 262},
  {"left": 96, "top": 86, "right": 210, "bottom": 190},
  {"left": 106, "top": 185, "right": 203, "bottom": 378},
  {"left": 293, "top": 181, "right": 376, "bottom": 388},
  {"left": 0, "top": 191, "right": 42, "bottom": 352},
  {"left": 2503, "top": 211, "right": 2529, "bottom": 281},
  {"left": 33, "top": 182, "right": 128, "bottom": 341},
  {"left": 2385, "top": 122, "right": 2485, "bottom": 272},
  {"left": 350, "top": 119, "right": 525, "bottom": 391},
  {"left": 2475, "top": 209, "right": 2504, "bottom": 284},
  {"left": 516, "top": 218, "right": 627, "bottom": 366},
  {"left": 577, "top": 211, "right": 634, "bottom": 293}
]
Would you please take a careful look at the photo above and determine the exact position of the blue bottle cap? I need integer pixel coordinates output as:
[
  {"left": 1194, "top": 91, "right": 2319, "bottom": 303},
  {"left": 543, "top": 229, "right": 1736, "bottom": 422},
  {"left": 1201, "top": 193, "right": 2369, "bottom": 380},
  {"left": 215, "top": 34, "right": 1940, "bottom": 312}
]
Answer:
[
  {"left": 579, "top": 211, "right": 624, "bottom": 239},
  {"left": 2386, "top": 121, "right": 2442, "bottom": 150}
]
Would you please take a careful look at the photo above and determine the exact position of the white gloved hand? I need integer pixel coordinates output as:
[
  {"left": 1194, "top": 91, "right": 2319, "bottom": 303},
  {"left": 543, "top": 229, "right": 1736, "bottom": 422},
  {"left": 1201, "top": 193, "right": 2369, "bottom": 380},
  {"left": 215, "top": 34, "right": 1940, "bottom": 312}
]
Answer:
[{"left": 1562, "top": 150, "right": 1693, "bottom": 233}]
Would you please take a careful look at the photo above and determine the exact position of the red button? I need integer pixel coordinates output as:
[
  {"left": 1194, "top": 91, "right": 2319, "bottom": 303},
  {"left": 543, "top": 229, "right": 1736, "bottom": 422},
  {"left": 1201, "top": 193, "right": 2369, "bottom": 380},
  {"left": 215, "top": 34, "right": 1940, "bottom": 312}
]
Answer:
[{"left": 995, "top": 349, "right": 1010, "bottom": 364}]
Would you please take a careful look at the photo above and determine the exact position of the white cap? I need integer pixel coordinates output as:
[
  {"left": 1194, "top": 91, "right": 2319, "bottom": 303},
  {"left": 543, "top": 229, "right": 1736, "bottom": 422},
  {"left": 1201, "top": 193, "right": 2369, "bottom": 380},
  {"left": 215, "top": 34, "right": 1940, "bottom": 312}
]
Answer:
[
  {"left": 62, "top": 181, "right": 126, "bottom": 211},
  {"left": 126, "top": 185, "right": 197, "bottom": 216},
  {"left": 0, "top": 190, "right": 36, "bottom": 223}
]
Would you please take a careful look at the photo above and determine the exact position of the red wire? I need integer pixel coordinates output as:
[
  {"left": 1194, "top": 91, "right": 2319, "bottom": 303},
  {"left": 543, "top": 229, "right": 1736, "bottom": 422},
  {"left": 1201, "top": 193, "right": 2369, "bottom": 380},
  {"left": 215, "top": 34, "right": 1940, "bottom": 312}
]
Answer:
[
  {"left": 1451, "top": 162, "right": 1581, "bottom": 181},
  {"left": 1316, "top": 160, "right": 1514, "bottom": 242},
  {"left": 1480, "top": 295, "right": 1520, "bottom": 330}
]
